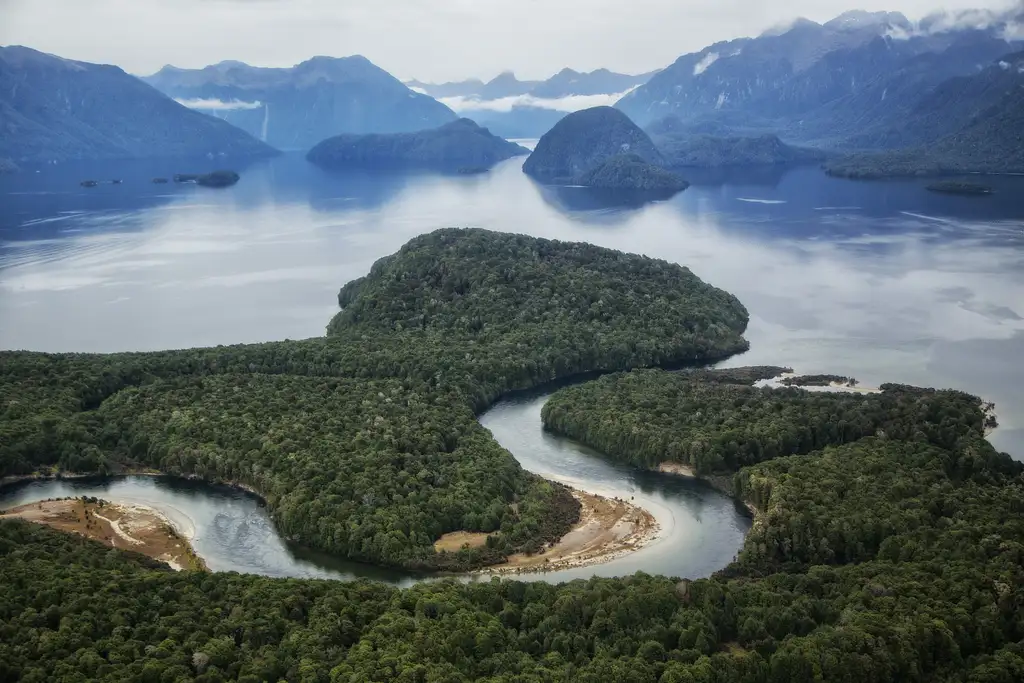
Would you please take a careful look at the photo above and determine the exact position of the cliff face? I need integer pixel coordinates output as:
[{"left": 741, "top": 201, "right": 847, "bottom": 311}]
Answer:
[
  {"left": 522, "top": 107, "right": 664, "bottom": 184},
  {"left": 306, "top": 118, "right": 528, "bottom": 170},
  {"left": 0, "top": 46, "right": 275, "bottom": 164}
]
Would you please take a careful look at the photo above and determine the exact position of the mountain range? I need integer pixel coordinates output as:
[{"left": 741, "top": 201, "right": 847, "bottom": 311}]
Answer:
[
  {"left": 144, "top": 56, "right": 457, "bottom": 150},
  {"left": 5, "top": 7, "right": 1024, "bottom": 178},
  {"left": 0, "top": 46, "right": 275, "bottom": 165},
  {"left": 409, "top": 68, "right": 658, "bottom": 139},
  {"left": 824, "top": 51, "right": 1024, "bottom": 177},
  {"left": 410, "top": 67, "right": 657, "bottom": 101},
  {"left": 616, "top": 9, "right": 1023, "bottom": 148}
]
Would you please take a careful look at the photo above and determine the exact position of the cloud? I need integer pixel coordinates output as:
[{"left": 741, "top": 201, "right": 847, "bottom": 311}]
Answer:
[
  {"left": 0, "top": 0, "right": 1016, "bottom": 81},
  {"left": 440, "top": 89, "right": 636, "bottom": 114},
  {"left": 886, "top": 4, "right": 1024, "bottom": 39},
  {"left": 175, "top": 97, "right": 264, "bottom": 111},
  {"left": 693, "top": 52, "right": 719, "bottom": 76}
]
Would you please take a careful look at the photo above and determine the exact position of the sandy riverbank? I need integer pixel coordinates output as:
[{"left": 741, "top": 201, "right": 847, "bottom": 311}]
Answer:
[
  {"left": 479, "top": 489, "right": 660, "bottom": 575},
  {"left": 754, "top": 372, "right": 882, "bottom": 394},
  {"left": 1, "top": 497, "right": 205, "bottom": 571},
  {"left": 656, "top": 462, "right": 696, "bottom": 478}
]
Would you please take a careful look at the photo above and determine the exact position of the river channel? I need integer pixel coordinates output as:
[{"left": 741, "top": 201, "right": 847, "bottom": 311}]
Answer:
[{"left": 0, "top": 383, "right": 751, "bottom": 585}]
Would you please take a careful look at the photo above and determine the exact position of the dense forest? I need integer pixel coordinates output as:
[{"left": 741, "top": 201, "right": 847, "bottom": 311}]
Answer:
[
  {"left": 2, "top": 365, "right": 1023, "bottom": 681},
  {"left": 4, "top": 230, "right": 1023, "bottom": 681},
  {"left": 0, "top": 228, "right": 749, "bottom": 570},
  {"left": 541, "top": 368, "right": 990, "bottom": 474}
]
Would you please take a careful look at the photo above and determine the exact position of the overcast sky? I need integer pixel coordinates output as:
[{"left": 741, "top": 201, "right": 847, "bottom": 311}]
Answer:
[{"left": 0, "top": 0, "right": 1018, "bottom": 81}]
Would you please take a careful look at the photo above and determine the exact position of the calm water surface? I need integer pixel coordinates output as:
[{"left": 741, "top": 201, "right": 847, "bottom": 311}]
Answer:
[{"left": 1, "top": 154, "right": 1021, "bottom": 580}]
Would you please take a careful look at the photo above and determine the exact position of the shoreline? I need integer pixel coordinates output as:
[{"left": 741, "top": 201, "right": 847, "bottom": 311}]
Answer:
[
  {"left": 476, "top": 488, "right": 660, "bottom": 575},
  {"left": 753, "top": 371, "right": 882, "bottom": 395},
  {"left": 651, "top": 462, "right": 758, "bottom": 518},
  {"left": 1, "top": 497, "right": 206, "bottom": 571}
]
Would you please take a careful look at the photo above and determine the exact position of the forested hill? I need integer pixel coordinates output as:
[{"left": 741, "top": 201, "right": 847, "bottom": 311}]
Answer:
[
  {"left": 306, "top": 119, "right": 529, "bottom": 170},
  {"left": 3, "top": 364, "right": 1023, "bottom": 680},
  {"left": 0, "top": 228, "right": 749, "bottom": 573}
]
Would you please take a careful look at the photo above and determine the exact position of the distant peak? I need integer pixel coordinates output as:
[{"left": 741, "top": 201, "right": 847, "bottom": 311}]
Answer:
[
  {"left": 488, "top": 71, "right": 519, "bottom": 83},
  {"left": 825, "top": 10, "right": 911, "bottom": 31},
  {"left": 760, "top": 17, "right": 821, "bottom": 37},
  {"left": 0, "top": 45, "right": 87, "bottom": 71}
]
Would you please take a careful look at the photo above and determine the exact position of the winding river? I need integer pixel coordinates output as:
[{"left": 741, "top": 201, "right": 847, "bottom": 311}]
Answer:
[
  {"left": 0, "top": 385, "right": 751, "bottom": 585},
  {"left": 4, "top": 154, "right": 1020, "bottom": 582}
]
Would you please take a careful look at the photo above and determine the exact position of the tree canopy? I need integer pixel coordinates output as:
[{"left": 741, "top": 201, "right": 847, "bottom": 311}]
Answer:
[
  {"left": 3, "top": 230, "right": 1022, "bottom": 681},
  {"left": 2, "top": 365, "right": 1022, "bottom": 681}
]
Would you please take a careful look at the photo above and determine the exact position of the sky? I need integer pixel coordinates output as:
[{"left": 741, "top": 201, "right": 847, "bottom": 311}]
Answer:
[{"left": 0, "top": 0, "right": 1019, "bottom": 81}]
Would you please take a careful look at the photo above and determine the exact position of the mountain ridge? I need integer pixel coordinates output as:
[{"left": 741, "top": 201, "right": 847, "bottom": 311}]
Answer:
[
  {"left": 0, "top": 45, "right": 276, "bottom": 164},
  {"left": 615, "top": 8, "right": 1022, "bottom": 148},
  {"left": 144, "top": 55, "right": 457, "bottom": 150}
]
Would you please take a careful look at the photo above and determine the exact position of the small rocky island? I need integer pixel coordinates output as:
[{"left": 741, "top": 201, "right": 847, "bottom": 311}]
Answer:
[
  {"left": 522, "top": 106, "right": 687, "bottom": 194},
  {"left": 926, "top": 181, "right": 994, "bottom": 196},
  {"left": 306, "top": 118, "right": 529, "bottom": 171},
  {"left": 174, "top": 170, "right": 240, "bottom": 187}
]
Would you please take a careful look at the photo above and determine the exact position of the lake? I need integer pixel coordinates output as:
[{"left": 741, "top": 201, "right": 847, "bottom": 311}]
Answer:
[{"left": 1, "top": 153, "right": 1022, "bottom": 579}]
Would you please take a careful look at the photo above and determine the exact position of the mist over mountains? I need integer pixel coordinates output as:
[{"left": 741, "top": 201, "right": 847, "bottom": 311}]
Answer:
[
  {"left": 408, "top": 68, "right": 658, "bottom": 139},
  {"left": 144, "top": 56, "right": 457, "bottom": 150},
  {"left": 616, "top": 8, "right": 1023, "bottom": 146},
  {"left": 3, "top": 5, "right": 1023, "bottom": 176}
]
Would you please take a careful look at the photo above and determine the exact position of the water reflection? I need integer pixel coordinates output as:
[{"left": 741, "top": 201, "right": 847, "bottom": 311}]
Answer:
[
  {"left": 1, "top": 155, "right": 1022, "bottom": 460},
  {"left": 0, "top": 475, "right": 419, "bottom": 584}
]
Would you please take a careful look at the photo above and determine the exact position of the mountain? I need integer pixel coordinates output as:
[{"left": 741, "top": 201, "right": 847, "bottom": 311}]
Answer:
[
  {"left": 522, "top": 106, "right": 666, "bottom": 184},
  {"left": 306, "top": 118, "right": 529, "bottom": 170},
  {"left": 410, "top": 67, "right": 657, "bottom": 137},
  {"left": 648, "top": 124, "right": 826, "bottom": 167},
  {"left": 616, "top": 9, "right": 1021, "bottom": 146},
  {"left": 0, "top": 46, "right": 275, "bottom": 164},
  {"left": 575, "top": 153, "right": 689, "bottom": 192},
  {"left": 406, "top": 78, "right": 485, "bottom": 99},
  {"left": 479, "top": 72, "right": 538, "bottom": 99},
  {"left": 824, "top": 54, "right": 1024, "bottom": 178},
  {"left": 412, "top": 67, "right": 654, "bottom": 101},
  {"left": 144, "top": 56, "right": 457, "bottom": 150}
]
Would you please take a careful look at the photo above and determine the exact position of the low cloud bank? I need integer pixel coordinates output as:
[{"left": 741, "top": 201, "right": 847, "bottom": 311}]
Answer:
[
  {"left": 888, "top": 5, "right": 1024, "bottom": 40},
  {"left": 175, "top": 98, "right": 263, "bottom": 111},
  {"left": 693, "top": 52, "right": 720, "bottom": 76},
  {"left": 440, "top": 89, "right": 636, "bottom": 114}
]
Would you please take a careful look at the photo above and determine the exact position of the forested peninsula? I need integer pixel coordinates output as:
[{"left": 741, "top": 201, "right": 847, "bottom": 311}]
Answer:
[{"left": 0, "top": 229, "right": 749, "bottom": 574}]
